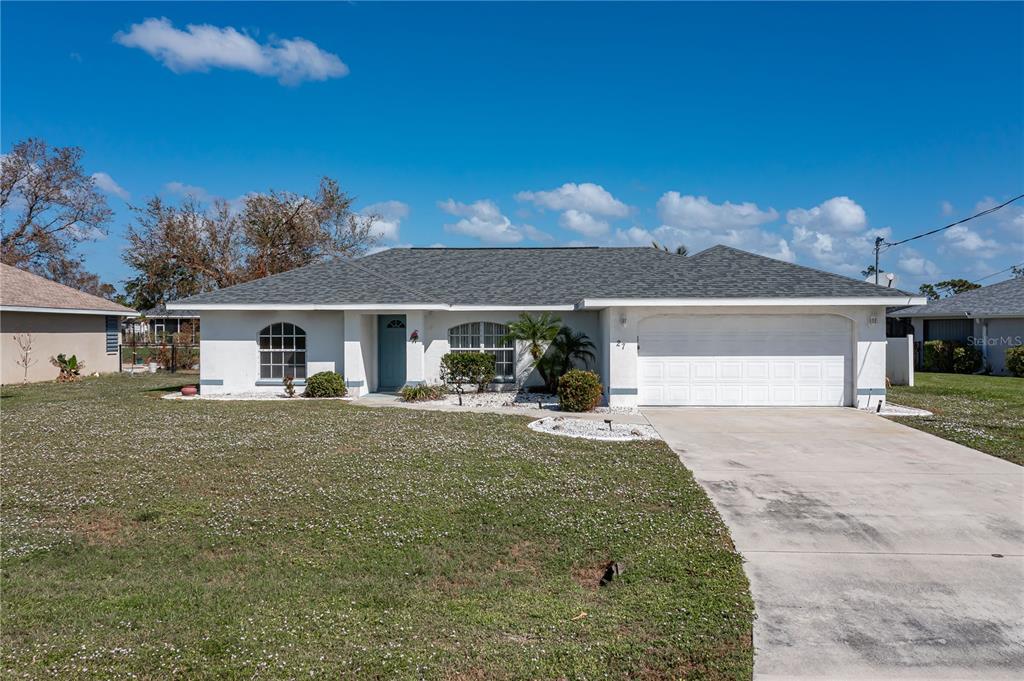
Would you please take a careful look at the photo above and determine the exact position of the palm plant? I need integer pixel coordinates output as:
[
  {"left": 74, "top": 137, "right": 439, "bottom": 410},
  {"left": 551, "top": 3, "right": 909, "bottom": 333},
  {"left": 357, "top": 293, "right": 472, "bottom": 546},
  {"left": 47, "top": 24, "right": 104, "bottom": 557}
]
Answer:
[
  {"left": 550, "top": 327, "right": 596, "bottom": 379},
  {"left": 502, "top": 311, "right": 561, "bottom": 361}
]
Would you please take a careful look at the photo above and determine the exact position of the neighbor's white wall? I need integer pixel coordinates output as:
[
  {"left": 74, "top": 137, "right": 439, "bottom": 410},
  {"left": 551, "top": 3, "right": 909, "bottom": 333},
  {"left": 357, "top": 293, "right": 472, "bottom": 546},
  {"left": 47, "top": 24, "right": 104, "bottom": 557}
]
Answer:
[
  {"left": 200, "top": 310, "right": 344, "bottom": 394},
  {"left": 886, "top": 334, "right": 914, "bottom": 386},
  {"left": 605, "top": 304, "right": 888, "bottom": 409},
  {"left": 421, "top": 310, "right": 602, "bottom": 389}
]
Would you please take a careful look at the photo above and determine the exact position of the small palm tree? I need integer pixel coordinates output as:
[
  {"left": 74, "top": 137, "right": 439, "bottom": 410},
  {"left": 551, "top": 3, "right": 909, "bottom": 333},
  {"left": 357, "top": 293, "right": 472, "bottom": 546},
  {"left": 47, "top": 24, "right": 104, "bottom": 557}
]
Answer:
[
  {"left": 550, "top": 327, "right": 596, "bottom": 377},
  {"left": 503, "top": 312, "right": 561, "bottom": 361},
  {"left": 651, "top": 240, "right": 688, "bottom": 255}
]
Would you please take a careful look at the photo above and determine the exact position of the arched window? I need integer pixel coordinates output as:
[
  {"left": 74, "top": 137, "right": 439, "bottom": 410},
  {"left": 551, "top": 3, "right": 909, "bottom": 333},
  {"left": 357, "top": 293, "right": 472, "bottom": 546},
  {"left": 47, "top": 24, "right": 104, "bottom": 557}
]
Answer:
[
  {"left": 448, "top": 322, "right": 513, "bottom": 381},
  {"left": 258, "top": 323, "right": 307, "bottom": 380}
]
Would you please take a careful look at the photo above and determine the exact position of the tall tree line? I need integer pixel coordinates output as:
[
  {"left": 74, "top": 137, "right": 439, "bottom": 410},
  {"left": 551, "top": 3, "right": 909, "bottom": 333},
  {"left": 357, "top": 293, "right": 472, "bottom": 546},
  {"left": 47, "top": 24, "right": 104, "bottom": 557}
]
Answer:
[{"left": 1, "top": 137, "right": 380, "bottom": 308}]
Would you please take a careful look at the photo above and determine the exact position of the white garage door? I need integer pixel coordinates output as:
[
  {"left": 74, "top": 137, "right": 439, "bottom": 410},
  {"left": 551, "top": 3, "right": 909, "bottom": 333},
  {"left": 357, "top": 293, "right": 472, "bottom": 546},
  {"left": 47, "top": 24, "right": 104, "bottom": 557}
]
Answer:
[{"left": 638, "top": 315, "right": 851, "bottom": 406}]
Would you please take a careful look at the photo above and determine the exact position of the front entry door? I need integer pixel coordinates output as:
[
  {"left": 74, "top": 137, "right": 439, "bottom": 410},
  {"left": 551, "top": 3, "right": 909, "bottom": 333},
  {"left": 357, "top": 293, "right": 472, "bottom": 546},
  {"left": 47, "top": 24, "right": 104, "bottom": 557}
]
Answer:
[{"left": 377, "top": 315, "right": 407, "bottom": 391}]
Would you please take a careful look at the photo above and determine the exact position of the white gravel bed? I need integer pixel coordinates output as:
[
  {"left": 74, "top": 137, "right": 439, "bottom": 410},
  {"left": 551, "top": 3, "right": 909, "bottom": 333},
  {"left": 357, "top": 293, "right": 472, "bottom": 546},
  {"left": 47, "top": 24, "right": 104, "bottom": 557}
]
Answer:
[
  {"left": 877, "top": 402, "right": 933, "bottom": 417},
  {"left": 441, "top": 391, "right": 640, "bottom": 414},
  {"left": 528, "top": 416, "right": 661, "bottom": 442},
  {"left": 162, "top": 391, "right": 351, "bottom": 401}
]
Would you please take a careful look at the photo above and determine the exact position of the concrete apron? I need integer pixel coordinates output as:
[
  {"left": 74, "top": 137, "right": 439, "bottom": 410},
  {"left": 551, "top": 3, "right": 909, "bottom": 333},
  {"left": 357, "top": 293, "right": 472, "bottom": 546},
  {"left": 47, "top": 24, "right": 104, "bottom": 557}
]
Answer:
[{"left": 642, "top": 407, "right": 1024, "bottom": 681}]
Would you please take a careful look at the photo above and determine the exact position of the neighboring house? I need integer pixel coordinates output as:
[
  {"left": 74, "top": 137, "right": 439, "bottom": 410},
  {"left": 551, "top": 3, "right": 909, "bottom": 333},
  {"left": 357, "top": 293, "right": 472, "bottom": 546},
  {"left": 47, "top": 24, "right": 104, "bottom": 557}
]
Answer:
[
  {"left": 167, "top": 245, "right": 924, "bottom": 408},
  {"left": 0, "top": 264, "right": 137, "bottom": 384},
  {"left": 123, "top": 305, "right": 200, "bottom": 345},
  {"left": 888, "top": 276, "right": 1024, "bottom": 376}
]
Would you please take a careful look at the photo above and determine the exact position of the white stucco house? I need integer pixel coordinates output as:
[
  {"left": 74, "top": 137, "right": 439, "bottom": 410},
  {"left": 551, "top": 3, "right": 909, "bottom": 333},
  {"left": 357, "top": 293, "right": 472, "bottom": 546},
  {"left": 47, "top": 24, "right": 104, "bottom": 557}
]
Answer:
[
  {"left": 167, "top": 245, "right": 925, "bottom": 409},
  {"left": 888, "top": 275, "right": 1024, "bottom": 376}
]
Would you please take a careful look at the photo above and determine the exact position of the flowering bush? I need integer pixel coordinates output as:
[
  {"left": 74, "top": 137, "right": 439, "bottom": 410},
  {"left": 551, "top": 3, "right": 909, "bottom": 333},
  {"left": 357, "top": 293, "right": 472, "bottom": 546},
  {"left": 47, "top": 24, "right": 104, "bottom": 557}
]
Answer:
[{"left": 558, "top": 369, "right": 603, "bottom": 412}]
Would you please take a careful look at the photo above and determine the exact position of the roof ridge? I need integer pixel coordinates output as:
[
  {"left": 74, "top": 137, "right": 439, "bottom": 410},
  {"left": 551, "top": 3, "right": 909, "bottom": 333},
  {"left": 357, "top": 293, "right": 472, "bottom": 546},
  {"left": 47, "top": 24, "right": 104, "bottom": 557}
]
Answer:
[{"left": 689, "top": 244, "right": 917, "bottom": 296}]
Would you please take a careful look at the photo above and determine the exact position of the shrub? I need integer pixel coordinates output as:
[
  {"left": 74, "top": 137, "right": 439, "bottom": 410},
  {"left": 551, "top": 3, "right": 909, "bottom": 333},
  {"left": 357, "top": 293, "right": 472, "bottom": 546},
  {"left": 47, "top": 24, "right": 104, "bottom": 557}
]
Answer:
[
  {"left": 440, "top": 352, "right": 496, "bottom": 405},
  {"left": 1005, "top": 345, "right": 1024, "bottom": 377},
  {"left": 952, "top": 344, "right": 982, "bottom": 374},
  {"left": 303, "top": 371, "right": 347, "bottom": 398},
  {"left": 283, "top": 375, "right": 297, "bottom": 398},
  {"left": 400, "top": 384, "right": 447, "bottom": 402},
  {"left": 922, "top": 340, "right": 952, "bottom": 372},
  {"left": 558, "top": 369, "right": 603, "bottom": 412},
  {"left": 50, "top": 353, "right": 83, "bottom": 382}
]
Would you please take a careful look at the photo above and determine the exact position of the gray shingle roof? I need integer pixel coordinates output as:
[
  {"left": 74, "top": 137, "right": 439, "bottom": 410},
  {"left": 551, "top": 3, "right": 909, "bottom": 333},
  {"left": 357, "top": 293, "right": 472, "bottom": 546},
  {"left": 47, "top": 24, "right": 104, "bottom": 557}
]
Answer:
[
  {"left": 889, "top": 276, "right": 1024, "bottom": 318},
  {"left": 170, "top": 245, "right": 918, "bottom": 308}
]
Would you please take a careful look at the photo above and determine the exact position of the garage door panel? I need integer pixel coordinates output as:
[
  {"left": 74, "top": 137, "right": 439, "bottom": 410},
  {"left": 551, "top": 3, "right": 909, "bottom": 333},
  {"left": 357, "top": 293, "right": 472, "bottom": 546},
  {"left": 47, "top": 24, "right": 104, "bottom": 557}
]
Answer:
[{"left": 638, "top": 315, "right": 851, "bottom": 406}]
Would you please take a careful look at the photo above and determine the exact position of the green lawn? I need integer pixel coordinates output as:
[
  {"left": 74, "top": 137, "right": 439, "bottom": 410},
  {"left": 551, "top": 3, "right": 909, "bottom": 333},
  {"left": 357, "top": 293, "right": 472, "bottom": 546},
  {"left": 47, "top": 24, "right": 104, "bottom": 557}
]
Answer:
[
  {"left": 887, "top": 373, "right": 1024, "bottom": 466},
  {"left": 0, "top": 375, "right": 753, "bottom": 679}
]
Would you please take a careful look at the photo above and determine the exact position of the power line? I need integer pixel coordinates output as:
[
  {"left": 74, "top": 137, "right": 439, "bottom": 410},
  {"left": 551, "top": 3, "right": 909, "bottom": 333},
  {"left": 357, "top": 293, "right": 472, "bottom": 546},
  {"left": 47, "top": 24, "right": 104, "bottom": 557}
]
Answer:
[
  {"left": 882, "top": 193, "right": 1024, "bottom": 249},
  {"left": 975, "top": 261, "right": 1023, "bottom": 282},
  {"left": 872, "top": 193, "right": 1023, "bottom": 285}
]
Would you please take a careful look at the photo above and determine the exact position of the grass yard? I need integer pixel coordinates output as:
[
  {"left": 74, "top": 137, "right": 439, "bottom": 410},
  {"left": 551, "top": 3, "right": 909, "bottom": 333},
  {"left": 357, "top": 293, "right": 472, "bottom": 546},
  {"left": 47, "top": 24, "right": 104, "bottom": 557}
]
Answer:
[
  {"left": 0, "top": 375, "right": 753, "bottom": 679},
  {"left": 887, "top": 373, "right": 1024, "bottom": 466}
]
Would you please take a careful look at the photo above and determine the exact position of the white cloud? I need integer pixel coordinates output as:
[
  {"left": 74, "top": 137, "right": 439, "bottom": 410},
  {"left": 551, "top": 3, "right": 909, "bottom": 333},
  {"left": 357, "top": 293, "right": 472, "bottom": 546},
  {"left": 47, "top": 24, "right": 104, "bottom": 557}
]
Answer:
[
  {"left": 657, "top": 192, "right": 778, "bottom": 230},
  {"left": 522, "top": 224, "right": 554, "bottom": 242},
  {"left": 785, "top": 196, "right": 866, "bottom": 235},
  {"left": 940, "top": 200, "right": 954, "bottom": 216},
  {"left": 361, "top": 200, "right": 408, "bottom": 242},
  {"left": 439, "top": 198, "right": 522, "bottom": 244},
  {"left": 941, "top": 223, "right": 1000, "bottom": 258},
  {"left": 515, "top": 182, "right": 629, "bottom": 218},
  {"left": 897, "top": 247, "right": 940, "bottom": 278},
  {"left": 613, "top": 225, "right": 655, "bottom": 246},
  {"left": 785, "top": 196, "right": 882, "bottom": 273},
  {"left": 559, "top": 209, "right": 610, "bottom": 237},
  {"left": 91, "top": 172, "right": 129, "bottom": 200},
  {"left": 115, "top": 17, "right": 349, "bottom": 85},
  {"left": 164, "top": 181, "right": 213, "bottom": 202}
]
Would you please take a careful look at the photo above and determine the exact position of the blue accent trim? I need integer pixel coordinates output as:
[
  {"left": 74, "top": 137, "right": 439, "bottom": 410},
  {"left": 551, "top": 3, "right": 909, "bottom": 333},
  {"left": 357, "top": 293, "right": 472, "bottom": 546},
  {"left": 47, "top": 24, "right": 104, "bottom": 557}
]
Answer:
[
  {"left": 346, "top": 380, "right": 365, "bottom": 387},
  {"left": 609, "top": 387, "right": 638, "bottom": 395},
  {"left": 256, "top": 379, "right": 306, "bottom": 387},
  {"left": 199, "top": 379, "right": 224, "bottom": 386},
  {"left": 856, "top": 387, "right": 886, "bottom": 395}
]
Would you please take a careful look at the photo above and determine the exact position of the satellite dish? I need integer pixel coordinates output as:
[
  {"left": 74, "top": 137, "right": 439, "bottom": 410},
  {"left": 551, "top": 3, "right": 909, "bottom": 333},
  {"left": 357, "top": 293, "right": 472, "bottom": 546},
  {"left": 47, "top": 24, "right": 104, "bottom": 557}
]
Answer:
[{"left": 864, "top": 271, "right": 897, "bottom": 287}]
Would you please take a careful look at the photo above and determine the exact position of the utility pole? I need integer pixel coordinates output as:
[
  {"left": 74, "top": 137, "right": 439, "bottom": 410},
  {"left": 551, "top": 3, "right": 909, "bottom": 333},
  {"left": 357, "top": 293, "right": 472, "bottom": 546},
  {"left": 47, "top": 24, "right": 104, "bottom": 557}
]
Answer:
[{"left": 873, "top": 236, "right": 884, "bottom": 286}]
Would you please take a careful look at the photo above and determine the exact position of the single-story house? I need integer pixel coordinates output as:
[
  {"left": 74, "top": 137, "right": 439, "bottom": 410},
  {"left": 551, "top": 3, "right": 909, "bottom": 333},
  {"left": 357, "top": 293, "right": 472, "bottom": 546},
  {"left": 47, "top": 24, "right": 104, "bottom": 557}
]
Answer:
[
  {"left": 888, "top": 276, "right": 1024, "bottom": 376},
  {"left": 167, "top": 245, "right": 924, "bottom": 409},
  {"left": 0, "top": 264, "right": 138, "bottom": 384},
  {"left": 122, "top": 305, "right": 200, "bottom": 345}
]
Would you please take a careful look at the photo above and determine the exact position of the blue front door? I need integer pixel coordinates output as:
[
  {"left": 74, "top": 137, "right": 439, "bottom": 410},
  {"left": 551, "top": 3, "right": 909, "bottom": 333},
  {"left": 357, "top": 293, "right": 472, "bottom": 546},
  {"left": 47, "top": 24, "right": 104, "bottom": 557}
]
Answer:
[{"left": 377, "top": 315, "right": 407, "bottom": 390}]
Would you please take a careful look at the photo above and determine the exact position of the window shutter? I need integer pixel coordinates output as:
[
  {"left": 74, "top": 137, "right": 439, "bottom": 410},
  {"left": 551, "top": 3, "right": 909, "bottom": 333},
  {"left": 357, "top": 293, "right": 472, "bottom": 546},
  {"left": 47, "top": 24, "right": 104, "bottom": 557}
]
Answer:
[{"left": 105, "top": 317, "right": 120, "bottom": 353}]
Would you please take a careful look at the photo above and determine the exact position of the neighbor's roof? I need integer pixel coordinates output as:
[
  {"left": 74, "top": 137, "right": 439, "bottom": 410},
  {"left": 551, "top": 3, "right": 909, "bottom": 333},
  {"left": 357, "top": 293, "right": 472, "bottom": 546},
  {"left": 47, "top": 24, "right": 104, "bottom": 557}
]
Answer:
[
  {"left": 139, "top": 304, "right": 201, "bottom": 318},
  {"left": 169, "top": 245, "right": 920, "bottom": 309},
  {"left": 889, "top": 276, "right": 1024, "bottom": 319},
  {"left": 0, "top": 264, "right": 136, "bottom": 315}
]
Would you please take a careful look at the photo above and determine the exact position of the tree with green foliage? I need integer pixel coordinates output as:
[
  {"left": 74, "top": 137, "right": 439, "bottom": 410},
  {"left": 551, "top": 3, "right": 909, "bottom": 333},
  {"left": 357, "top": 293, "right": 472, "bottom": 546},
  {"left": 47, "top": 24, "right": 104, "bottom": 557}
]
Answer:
[{"left": 920, "top": 278, "right": 981, "bottom": 301}]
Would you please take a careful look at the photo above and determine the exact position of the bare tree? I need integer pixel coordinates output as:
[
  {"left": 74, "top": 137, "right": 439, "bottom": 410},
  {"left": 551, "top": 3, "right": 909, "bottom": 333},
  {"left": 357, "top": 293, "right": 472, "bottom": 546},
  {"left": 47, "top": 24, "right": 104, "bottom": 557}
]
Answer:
[
  {"left": 1, "top": 138, "right": 113, "bottom": 272},
  {"left": 123, "top": 177, "right": 379, "bottom": 309},
  {"left": 12, "top": 333, "right": 37, "bottom": 383}
]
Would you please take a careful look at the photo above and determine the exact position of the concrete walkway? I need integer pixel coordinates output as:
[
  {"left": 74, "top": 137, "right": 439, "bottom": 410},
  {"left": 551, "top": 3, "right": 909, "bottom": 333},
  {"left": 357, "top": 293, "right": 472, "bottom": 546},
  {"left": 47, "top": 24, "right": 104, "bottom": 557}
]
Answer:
[{"left": 642, "top": 407, "right": 1024, "bottom": 680}]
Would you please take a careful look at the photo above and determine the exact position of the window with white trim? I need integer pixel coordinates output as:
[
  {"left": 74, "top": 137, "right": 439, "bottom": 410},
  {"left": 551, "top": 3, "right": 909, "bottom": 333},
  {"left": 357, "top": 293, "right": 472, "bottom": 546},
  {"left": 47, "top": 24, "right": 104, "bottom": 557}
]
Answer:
[
  {"left": 258, "top": 323, "right": 307, "bottom": 380},
  {"left": 448, "top": 322, "right": 514, "bottom": 381}
]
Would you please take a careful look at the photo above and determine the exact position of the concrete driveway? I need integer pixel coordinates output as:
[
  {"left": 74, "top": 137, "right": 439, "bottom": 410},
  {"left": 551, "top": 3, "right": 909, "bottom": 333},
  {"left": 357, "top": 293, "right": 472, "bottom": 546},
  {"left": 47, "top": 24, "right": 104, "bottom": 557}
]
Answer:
[{"left": 642, "top": 407, "right": 1024, "bottom": 680}]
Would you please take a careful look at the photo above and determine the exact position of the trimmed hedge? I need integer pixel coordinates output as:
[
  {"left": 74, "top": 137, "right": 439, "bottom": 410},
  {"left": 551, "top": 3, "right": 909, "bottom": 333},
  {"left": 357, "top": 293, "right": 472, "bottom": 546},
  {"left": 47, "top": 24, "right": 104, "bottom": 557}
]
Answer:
[
  {"left": 303, "top": 371, "right": 347, "bottom": 398},
  {"left": 923, "top": 339, "right": 982, "bottom": 374},
  {"left": 558, "top": 369, "right": 603, "bottom": 412},
  {"left": 1006, "top": 345, "right": 1024, "bottom": 377}
]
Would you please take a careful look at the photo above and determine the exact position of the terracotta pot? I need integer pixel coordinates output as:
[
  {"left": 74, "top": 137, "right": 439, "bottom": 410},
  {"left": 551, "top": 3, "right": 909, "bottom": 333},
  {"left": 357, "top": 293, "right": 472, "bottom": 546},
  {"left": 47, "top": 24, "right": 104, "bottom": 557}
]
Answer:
[{"left": 181, "top": 385, "right": 198, "bottom": 397}]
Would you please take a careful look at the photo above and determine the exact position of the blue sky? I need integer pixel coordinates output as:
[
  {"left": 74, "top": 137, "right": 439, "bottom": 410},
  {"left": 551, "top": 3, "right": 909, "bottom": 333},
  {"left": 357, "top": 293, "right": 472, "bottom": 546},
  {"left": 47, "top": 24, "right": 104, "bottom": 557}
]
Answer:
[{"left": 3, "top": 1, "right": 1022, "bottom": 290}]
